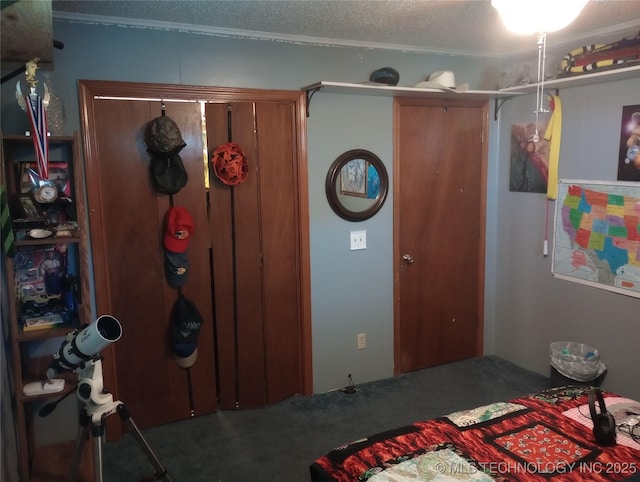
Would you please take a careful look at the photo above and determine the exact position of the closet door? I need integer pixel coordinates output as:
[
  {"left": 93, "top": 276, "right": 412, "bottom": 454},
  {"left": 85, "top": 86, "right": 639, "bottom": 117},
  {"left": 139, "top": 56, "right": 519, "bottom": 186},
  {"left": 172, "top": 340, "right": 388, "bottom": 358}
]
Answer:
[
  {"left": 81, "top": 97, "right": 217, "bottom": 430},
  {"left": 394, "top": 97, "right": 487, "bottom": 373},
  {"left": 79, "top": 80, "right": 311, "bottom": 437},
  {"left": 207, "top": 101, "right": 303, "bottom": 409}
]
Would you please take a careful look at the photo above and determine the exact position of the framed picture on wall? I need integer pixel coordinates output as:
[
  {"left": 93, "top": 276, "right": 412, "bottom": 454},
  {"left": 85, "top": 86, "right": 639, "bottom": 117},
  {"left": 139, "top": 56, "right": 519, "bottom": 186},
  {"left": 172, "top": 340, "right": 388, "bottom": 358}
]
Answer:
[
  {"left": 509, "top": 121, "right": 549, "bottom": 193},
  {"left": 340, "top": 158, "right": 367, "bottom": 197},
  {"left": 617, "top": 104, "right": 640, "bottom": 182}
]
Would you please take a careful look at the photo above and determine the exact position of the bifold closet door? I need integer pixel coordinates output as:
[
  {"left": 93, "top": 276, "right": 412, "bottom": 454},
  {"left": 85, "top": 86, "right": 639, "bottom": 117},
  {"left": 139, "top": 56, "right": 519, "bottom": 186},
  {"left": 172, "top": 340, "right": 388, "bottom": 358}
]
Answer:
[
  {"left": 82, "top": 97, "right": 217, "bottom": 431},
  {"left": 206, "top": 102, "right": 302, "bottom": 409}
]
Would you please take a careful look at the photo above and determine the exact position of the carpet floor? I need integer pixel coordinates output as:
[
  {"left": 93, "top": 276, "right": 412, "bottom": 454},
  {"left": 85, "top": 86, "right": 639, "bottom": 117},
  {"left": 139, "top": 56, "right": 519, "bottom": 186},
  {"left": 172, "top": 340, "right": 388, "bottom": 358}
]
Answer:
[{"left": 102, "top": 355, "right": 551, "bottom": 482}]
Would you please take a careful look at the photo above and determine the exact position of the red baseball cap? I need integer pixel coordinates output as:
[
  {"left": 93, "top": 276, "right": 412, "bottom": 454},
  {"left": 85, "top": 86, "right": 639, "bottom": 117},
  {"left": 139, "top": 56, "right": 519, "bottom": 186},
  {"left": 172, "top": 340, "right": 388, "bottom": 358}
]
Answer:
[{"left": 164, "top": 206, "right": 194, "bottom": 253}]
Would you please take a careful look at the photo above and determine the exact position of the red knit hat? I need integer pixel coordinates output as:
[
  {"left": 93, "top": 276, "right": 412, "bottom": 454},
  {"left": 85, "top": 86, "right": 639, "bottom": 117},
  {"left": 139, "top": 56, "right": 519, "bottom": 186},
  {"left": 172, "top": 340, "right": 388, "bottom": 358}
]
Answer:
[
  {"left": 211, "top": 142, "right": 248, "bottom": 186},
  {"left": 163, "top": 206, "right": 194, "bottom": 253}
]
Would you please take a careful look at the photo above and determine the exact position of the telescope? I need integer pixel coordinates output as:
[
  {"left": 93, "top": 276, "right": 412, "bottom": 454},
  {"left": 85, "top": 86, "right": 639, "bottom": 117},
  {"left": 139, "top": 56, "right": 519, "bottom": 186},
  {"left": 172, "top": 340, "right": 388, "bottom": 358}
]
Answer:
[
  {"left": 47, "top": 314, "right": 122, "bottom": 380},
  {"left": 37, "top": 314, "right": 172, "bottom": 481}
]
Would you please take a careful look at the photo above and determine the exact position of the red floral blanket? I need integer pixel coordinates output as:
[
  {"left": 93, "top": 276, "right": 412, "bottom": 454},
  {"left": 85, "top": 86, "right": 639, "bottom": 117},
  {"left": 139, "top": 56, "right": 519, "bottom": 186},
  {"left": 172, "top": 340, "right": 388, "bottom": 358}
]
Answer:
[{"left": 310, "top": 386, "right": 640, "bottom": 482}]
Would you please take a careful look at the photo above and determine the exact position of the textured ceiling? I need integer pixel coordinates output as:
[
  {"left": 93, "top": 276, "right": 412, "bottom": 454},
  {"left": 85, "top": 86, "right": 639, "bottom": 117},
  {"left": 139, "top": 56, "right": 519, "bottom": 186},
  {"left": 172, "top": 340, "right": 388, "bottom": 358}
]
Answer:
[{"left": 51, "top": 0, "right": 640, "bottom": 57}]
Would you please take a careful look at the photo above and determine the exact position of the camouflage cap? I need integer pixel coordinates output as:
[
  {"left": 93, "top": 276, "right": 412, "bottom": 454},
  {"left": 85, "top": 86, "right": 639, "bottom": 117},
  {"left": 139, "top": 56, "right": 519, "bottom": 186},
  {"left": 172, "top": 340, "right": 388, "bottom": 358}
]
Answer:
[{"left": 146, "top": 115, "right": 186, "bottom": 155}]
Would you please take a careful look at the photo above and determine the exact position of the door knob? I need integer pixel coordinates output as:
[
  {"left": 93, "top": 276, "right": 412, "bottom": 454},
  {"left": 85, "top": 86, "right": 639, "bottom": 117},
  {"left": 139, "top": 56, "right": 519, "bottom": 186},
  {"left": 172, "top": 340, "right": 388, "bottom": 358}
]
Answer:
[{"left": 402, "top": 254, "right": 414, "bottom": 264}]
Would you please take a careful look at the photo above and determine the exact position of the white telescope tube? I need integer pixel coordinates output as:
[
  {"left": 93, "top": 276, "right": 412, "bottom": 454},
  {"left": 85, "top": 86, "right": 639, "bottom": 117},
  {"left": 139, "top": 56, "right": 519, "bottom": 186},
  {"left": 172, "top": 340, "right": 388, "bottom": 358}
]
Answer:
[{"left": 48, "top": 315, "right": 122, "bottom": 378}]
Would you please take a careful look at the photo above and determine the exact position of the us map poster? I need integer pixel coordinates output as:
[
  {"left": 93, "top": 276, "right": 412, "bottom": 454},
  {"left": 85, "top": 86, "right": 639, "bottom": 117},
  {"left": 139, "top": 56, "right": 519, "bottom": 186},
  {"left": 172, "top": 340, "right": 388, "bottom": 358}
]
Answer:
[{"left": 552, "top": 180, "right": 640, "bottom": 298}]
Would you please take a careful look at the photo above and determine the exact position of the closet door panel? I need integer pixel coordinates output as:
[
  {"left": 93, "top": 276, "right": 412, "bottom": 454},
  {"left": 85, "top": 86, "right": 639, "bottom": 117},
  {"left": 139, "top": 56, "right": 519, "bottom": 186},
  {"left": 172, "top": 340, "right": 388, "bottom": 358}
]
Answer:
[
  {"left": 88, "top": 99, "right": 216, "bottom": 429},
  {"left": 255, "top": 102, "right": 302, "bottom": 403},
  {"left": 207, "top": 102, "right": 267, "bottom": 408},
  {"left": 206, "top": 103, "right": 237, "bottom": 409},
  {"left": 229, "top": 102, "right": 267, "bottom": 407},
  {"left": 207, "top": 100, "right": 303, "bottom": 409},
  {"left": 91, "top": 100, "right": 169, "bottom": 425},
  {"left": 165, "top": 103, "right": 217, "bottom": 418}
]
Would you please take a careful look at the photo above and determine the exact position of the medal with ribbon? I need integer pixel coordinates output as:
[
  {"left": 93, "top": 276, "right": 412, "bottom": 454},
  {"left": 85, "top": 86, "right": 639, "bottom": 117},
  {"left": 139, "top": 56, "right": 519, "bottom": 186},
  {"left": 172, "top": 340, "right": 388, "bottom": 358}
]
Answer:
[{"left": 21, "top": 58, "right": 50, "bottom": 181}]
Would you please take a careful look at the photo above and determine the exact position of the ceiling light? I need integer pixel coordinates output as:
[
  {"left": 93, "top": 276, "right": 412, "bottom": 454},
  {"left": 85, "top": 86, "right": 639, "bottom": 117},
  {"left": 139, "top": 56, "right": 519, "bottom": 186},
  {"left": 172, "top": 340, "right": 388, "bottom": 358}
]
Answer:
[
  {"left": 492, "top": 0, "right": 588, "bottom": 35},
  {"left": 492, "top": 0, "right": 587, "bottom": 142}
]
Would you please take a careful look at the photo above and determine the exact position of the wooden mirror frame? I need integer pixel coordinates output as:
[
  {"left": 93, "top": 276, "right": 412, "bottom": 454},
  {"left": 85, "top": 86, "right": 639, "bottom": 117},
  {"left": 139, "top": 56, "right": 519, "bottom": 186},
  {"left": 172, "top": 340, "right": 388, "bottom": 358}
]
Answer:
[{"left": 325, "top": 149, "right": 389, "bottom": 222}]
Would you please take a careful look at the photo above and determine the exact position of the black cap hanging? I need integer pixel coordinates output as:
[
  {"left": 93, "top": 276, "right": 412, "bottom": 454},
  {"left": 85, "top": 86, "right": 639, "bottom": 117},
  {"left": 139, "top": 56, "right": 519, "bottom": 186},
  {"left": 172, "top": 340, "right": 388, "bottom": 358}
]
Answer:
[{"left": 145, "top": 114, "right": 188, "bottom": 195}]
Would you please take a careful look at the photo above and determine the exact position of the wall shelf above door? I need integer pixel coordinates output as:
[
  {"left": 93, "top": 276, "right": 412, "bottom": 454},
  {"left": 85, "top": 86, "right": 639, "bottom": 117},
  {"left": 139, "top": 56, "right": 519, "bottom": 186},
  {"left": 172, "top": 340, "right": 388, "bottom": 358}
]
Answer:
[
  {"left": 498, "top": 63, "right": 640, "bottom": 94},
  {"left": 303, "top": 63, "right": 639, "bottom": 117},
  {"left": 302, "top": 81, "right": 517, "bottom": 98},
  {"left": 301, "top": 81, "right": 521, "bottom": 117}
]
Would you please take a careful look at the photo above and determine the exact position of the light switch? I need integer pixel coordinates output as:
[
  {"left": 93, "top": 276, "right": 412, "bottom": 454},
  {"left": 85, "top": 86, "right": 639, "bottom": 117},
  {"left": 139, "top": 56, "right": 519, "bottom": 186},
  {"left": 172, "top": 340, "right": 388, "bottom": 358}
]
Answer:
[{"left": 350, "top": 230, "right": 367, "bottom": 250}]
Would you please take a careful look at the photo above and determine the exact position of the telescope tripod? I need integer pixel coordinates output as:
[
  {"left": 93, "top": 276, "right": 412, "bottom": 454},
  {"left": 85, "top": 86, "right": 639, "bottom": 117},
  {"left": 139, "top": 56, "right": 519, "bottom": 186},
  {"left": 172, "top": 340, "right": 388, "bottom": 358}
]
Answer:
[{"left": 68, "top": 359, "right": 171, "bottom": 482}]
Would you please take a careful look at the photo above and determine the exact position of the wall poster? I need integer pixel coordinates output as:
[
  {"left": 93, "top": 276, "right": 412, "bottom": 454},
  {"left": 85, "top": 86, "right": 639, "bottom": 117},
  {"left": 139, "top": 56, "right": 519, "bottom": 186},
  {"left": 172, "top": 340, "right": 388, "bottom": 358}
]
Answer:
[
  {"left": 617, "top": 104, "right": 640, "bottom": 182},
  {"left": 552, "top": 179, "right": 640, "bottom": 298},
  {"left": 509, "top": 121, "right": 550, "bottom": 193}
]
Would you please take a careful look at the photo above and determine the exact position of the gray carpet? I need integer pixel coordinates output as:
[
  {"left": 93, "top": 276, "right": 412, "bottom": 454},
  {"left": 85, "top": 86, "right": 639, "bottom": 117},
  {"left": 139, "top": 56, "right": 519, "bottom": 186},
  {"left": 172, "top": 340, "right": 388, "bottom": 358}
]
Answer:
[{"left": 102, "top": 356, "right": 550, "bottom": 481}]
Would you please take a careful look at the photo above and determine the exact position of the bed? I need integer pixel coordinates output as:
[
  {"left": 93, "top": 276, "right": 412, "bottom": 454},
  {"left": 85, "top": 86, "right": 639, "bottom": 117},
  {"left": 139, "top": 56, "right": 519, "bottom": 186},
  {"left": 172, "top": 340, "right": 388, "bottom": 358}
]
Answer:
[{"left": 310, "top": 386, "right": 640, "bottom": 482}]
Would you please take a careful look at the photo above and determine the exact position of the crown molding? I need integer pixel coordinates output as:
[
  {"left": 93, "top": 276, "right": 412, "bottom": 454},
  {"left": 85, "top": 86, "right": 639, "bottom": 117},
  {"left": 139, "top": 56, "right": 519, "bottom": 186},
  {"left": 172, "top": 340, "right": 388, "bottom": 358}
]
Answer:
[
  {"left": 53, "top": 11, "right": 640, "bottom": 60},
  {"left": 52, "top": 11, "right": 498, "bottom": 58}
]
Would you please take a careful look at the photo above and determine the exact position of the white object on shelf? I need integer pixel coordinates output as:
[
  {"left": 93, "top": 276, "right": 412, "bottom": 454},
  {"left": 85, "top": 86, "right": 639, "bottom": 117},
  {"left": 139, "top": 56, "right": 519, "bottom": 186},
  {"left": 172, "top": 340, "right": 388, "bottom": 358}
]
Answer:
[
  {"left": 22, "top": 379, "right": 65, "bottom": 397},
  {"left": 27, "top": 228, "right": 53, "bottom": 239}
]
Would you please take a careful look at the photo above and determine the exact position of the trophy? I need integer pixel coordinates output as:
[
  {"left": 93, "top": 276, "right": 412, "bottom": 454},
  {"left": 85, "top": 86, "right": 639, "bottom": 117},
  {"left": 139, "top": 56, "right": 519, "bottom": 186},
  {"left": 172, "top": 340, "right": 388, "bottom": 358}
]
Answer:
[{"left": 15, "top": 58, "right": 56, "bottom": 201}]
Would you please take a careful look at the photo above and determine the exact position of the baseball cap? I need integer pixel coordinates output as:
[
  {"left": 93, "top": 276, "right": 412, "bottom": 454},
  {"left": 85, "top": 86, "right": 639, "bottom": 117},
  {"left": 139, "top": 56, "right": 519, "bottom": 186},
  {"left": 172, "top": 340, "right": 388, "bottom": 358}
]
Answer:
[
  {"left": 165, "top": 250, "right": 189, "bottom": 288},
  {"left": 146, "top": 115, "right": 186, "bottom": 155},
  {"left": 163, "top": 206, "right": 194, "bottom": 253},
  {"left": 170, "top": 295, "right": 203, "bottom": 368},
  {"left": 369, "top": 67, "right": 400, "bottom": 86},
  {"left": 149, "top": 153, "right": 188, "bottom": 195}
]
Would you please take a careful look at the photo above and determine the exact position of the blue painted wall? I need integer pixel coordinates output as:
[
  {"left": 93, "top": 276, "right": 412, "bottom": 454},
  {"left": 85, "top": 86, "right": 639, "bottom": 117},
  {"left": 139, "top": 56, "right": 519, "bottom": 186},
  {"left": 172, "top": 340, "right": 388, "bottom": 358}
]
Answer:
[
  {"left": 1, "top": 18, "right": 497, "bottom": 396},
  {"left": 494, "top": 78, "right": 640, "bottom": 401},
  {"left": 1, "top": 17, "right": 638, "bottom": 406}
]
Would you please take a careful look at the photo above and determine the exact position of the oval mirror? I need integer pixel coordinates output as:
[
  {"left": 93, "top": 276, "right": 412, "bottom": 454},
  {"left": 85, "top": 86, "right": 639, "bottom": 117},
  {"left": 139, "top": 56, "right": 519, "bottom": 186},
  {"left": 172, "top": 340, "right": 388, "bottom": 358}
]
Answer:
[{"left": 325, "top": 149, "right": 389, "bottom": 222}]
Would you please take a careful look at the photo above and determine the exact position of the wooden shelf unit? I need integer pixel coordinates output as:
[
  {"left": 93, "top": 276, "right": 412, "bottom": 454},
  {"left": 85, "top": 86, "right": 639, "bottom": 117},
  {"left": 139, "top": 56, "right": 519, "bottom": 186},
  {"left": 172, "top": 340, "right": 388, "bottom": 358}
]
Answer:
[{"left": 1, "top": 132, "right": 93, "bottom": 482}]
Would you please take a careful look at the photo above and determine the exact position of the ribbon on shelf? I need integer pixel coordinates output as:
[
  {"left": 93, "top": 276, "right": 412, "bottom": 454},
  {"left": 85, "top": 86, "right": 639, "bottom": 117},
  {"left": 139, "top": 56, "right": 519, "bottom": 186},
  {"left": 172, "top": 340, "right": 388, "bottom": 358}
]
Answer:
[
  {"left": 25, "top": 93, "right": 49, "bottom": 180},
  {"left": 23, "top": 58, "right": 49, "bottom": 180}
]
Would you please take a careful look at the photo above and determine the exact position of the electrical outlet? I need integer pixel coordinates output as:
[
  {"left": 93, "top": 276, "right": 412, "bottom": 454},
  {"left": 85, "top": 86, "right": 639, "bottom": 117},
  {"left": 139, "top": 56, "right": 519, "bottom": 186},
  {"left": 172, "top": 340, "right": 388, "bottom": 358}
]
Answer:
[
  {"left": 350, "top": 230, "right": 367, "bottom": 250},
  {"left": 357, "top": 333, "right": 366, "bottom": 349}
]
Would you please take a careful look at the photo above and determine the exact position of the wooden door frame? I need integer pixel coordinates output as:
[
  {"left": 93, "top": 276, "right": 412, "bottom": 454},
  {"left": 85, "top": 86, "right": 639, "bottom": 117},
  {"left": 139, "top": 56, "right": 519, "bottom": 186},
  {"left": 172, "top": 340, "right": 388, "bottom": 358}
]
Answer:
[
  {"left": 392, "top": 96, "right": 488, "bottom": 375},
  {"left": 77, "top": 80, "right": 313, "bottom": 410}
]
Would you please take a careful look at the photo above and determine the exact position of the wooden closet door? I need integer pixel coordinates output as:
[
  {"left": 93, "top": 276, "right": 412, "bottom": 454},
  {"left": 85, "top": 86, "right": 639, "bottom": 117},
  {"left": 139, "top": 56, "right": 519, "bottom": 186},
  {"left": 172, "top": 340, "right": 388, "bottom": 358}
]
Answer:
[
  {"left": 207, "top": 101, "right": 302, "bottom": 409},
  {"left": 394, "top": 97, "right": 487, "bottom": 373},
  {"left": 79, "top": 80, "right": 311, "bottom": 435},
  {"left": 256, "top": 102, "right": 303, "bottom": 404},
  {"left": 83, "top": 98, "right": 217, "bottom": 429}
]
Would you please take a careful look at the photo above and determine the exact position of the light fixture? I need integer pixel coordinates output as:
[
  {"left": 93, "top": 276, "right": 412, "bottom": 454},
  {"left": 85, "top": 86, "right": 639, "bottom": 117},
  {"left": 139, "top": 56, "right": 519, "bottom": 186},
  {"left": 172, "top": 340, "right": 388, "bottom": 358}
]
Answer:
[
  {"left": 493, "top": 0, "right": 588, "bottom": 256},
  {"left": 491, "top": 0, "right": 589, "bottom": 36},
  {"left": 492, "top": 0, "right": 588, "bottom": 141}
]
